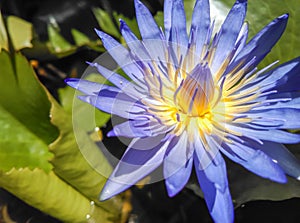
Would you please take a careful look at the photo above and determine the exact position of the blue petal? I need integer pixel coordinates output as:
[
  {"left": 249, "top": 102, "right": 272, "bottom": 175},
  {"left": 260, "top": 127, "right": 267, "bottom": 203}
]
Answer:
[
  {"left": 245, "top": 108, "right": 300, "bottom": 129},
  {"left": 230, "top": 14, "right": 288, "bottom": 71},
  {"left": 65, "top": 78, "right": 117, "bottom": 95},
  {"left": 108, "top": 119, "right": 167, "bottom": 138},
  {"left": 94, "top": 29, "right": 144, "bottom": 82},
  {"left": 77, "top": 90, "right": 145, "bottom": 119},
  {"left": 211, "top": 0, "right": 247, "bottom": 74},
  {"left": 190, "top": 0, "right": 211, "bottom": 58},
  {"left": 255, "top": 92, "right": 300, "bottom": 110},
  {"left": 165, "top": 157, "right": 193, "bottom": 197},
  {"left": 238, "top": 58, "right": 300, "bottom": 96},
  {"left": 227, "top": 124, "right": 300, "bottom": 144},
  {"left": 134, "top": 0, "right": 161, "bottom": 40},
  {"left": 87, "top": 62, "right": 145, "bottom": 99},
  {"left": 254, "top": 57, "right": 300, "bottom": 93},
  {"left": 163, "top": 132, "right": 193, "bottom": 196},
  {"left": 164, "top": 0, "right": 173, "bottom": 40},
  {"left": 170, "top": 0, "right": 188, "bottom": 48},
  {"left": 119, "top": 19, "right": 138, "bottom": 43},
  {"left": 221, "top": 140, "right": 287, "bottom": 183},
  {"left": 194, "top": 152, "right": 234, "bottom": 223},
  {"left": 119, "top": 20, "right": 152, "bottom": 61},
  {"left": 256, "top": 141, "right": 300, "bottom": 179},
  {"left": 100, "top": 136, "right": 171, "bottom": 200},
  {"left": 108, "top": 120, "right": 152, "bottom": 138}
]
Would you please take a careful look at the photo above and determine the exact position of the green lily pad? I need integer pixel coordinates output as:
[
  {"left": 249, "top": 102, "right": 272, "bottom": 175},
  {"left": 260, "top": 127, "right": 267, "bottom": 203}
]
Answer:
[
  {"left": 6, "top": 16, "right": 33, "bottom": 51},
  {"left": 0, "top": 105, "right": 52, "bottom": 172},
  {"left": 49, "top": 93, "right": 123, "bottom": 217},
  {"left": 0, "top": 51, "right": 58, "bottom": 171},
  {"left": 0, "top": 168, "right": 114, "bottom": 223},
  {"left": 0, "top": 51, "right": 58, "bottom": 144}
]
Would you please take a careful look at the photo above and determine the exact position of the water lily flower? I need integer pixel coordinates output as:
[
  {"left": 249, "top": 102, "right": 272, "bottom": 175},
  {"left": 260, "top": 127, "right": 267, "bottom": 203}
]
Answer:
[{"left": 66, "top": 0, "right": 300, "bottom": 222}]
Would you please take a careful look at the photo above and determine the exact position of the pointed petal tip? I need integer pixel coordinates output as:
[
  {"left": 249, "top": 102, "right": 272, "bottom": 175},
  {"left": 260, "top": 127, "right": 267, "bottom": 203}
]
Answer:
[
  {"left": 280, "top": 13, "right": 289, "bottom": 19},
  {"left": 86, "top": 61, "right": 93, "bottom": 66},
  {"left": 94, "top": 28, "right": 106, "bottom": 39},
  {"left": 119, "top": 18, "right": 125, "bottom": 27},
  {"left": 107, "top": 130, "right": 116, "bottom": 137},
  {"left": 235, "top": 0, "right": 247, "bottom": 5},
  {"left": 64, "top": 78, "right": 79, "bottom": 88},
  {"left": 165, "top": 181, "right": 180, "bottom": 198},
  {"left": 99, "top": 187, "right": 113, "bottom": 201}
]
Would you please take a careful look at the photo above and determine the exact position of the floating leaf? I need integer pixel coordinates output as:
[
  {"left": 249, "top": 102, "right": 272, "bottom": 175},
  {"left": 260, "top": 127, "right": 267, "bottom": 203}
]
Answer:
[
  {"left": 6, "top": 16, "right": 33, "bottom": 51},
  {"left": 48, "top": 93, "right": 123, "bottom": 219},
  {"left": 0, "top": 51, "right": 58, "bottom": 144},
  {"left": 0, "top": 51, "right": 58, "bottom": 171},
  {"left": 93, "top": 8, "right": 120, "bottom": 38},
  {"left": 0, "top": 12, "right": 8, "bottom": 52},
  {"left": 0, "top": 105, "right": 52, "bottom": 172},
  {"left": 0, "top": 168, "right": 114, "bottom": 223}
]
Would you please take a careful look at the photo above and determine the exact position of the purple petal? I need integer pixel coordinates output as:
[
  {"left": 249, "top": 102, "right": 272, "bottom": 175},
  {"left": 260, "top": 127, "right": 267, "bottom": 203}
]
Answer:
[
  {"left": 108, "top": 120, "right": 151, "bottom": 138},
  {"left": 108, "top": 119, "right": 167, "bottom": 138},
  {"left": 256, "top": 141, "right": 300, "bottom": 179},
  {"left": 227, "top": 124, "right": 300, "bottom": 144},
  {"left": 194, "top": 152, "right": 234, "bottom": 223},
  {"left": 119, "top": 19, "right": 138, "bottom": 43},
  {"left": 230, "top": 14, "right": 288, "bottom": 71},
  {"left": 254, "top": 57, "right": 300, "bottom": 93},
  {"left": 170, "top": 0, "right": 188, "bottom": 48},
  {"left": 164, "top": 0, "right": 173, "bottom": 40},
  {"left": 190, "top": 0, "right": 211, "bottom": 58},
  {"left": 245, "top": 108, "right": 300, "bottom": 129},
  {"left": 94, "top": 29, "right": 144, "bottom": 82},
  {"left": 100, "top": 136, "right": 171, "bottom": 200},
  {"left": 255, "top": 92, "right": 300, "bottom": 110},
  {"left": 119, "top": 20, "right": 152, "bottom": 61},
  {"left": 87, "top": 62, "right": 145, "bottom": 99},
  {"left": 165, "top": 157, "right": 193, "bottom": 197},
  {"left": 77, "top": 90, "right": 145, "bottom": 119},
  {"left": 163, "top": 132, "right": 194, "bottom": 196},
  {"left": 65, "top": 78, "right": 119, "bottom": 95},
  {"left": 211, "top": 0, "right": 247, "bottom": 74},
  {"left": 221, "top": 140, "right": 287, "bottom": 183},
  {"left": 134, "top": 0, "right": 161, "bottom": 40},
  {"left": 193, "top": 132, "right": 217, "bottom": 170}
]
